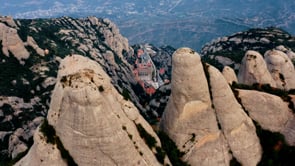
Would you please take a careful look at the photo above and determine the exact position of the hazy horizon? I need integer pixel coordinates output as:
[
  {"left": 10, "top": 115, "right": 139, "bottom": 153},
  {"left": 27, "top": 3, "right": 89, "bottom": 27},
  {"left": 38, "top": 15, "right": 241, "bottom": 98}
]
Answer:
[{"left": 2, "top": 0, "right": 295, "bottom": 50}]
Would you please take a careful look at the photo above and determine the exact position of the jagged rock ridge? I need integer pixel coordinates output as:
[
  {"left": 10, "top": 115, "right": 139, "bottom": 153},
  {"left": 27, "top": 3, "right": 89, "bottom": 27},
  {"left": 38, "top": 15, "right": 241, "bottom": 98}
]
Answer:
[
  {"left": 0, "top": 16, "right": 58, "bottom": 162},
  {"left": 202, "top": 27, "right": 295, "bottom": 70},
  {"left": 16, "top": 16, "right": 143, "bottom": 111},
  {"left": 236, "top": 49, "right": 295, "bottom": 90}
]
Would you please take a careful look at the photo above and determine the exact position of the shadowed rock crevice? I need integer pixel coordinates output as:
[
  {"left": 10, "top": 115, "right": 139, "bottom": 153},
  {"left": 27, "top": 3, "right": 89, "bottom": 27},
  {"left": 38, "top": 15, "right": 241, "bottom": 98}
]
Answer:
[{"left": 39, "top": 119, "right": 77, "bottom": 166}]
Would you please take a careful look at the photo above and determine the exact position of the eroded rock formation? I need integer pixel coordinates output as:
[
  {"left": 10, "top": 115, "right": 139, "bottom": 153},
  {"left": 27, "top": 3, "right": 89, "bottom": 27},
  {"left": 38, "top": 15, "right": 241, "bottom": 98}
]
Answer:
[
  {"left": 26, "top": 36, "right": 45, "bottom": 57},
  {"left": 222, "top": 66, "right": 237, "bottom": 85},
  {"left": 161, "top": 47, "right": 262, "bottom": 166},
  {"left": 209, "top": 66, "right": 261, "bottom": 166},
  {"left": 239, "top": 90, "right": 295, "bottom": 146},
  {"left": 238, "top": 50, "right": 276, "bottom": 87},
  {"left": 160, "top": 48, "right": 230, "bottom": 166},
  {"left": 0, "top": 20, "right": 29, "bottom": 63},
  {"left": 264, "top": 50, "right": 295, "bottom": 90},
  {"left": 15, "top": 127, "right": 67, "bottom": 166},
  {"left": 17, "top": 55, "right": 168, "bottom": 166}
]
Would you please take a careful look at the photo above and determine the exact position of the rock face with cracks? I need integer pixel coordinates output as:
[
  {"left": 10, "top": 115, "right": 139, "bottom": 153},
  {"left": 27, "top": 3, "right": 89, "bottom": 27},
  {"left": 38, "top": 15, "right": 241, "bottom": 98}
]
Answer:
[{"left": 17, "top": 55, "right": 167, "bottom": 166}]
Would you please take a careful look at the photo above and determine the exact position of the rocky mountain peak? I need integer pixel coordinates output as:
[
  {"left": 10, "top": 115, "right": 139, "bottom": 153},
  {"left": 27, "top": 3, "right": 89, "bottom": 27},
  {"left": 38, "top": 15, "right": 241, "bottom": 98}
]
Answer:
[
  {"left": 161, "top": 47, "right": 229, "bottom": 165},
  {"left": 171, "top": 47, "right": 211, "bottom": 106},
  {"left": 158, "top": 45, "right": 295, "bottom": 166},
  {"left": 238, "top": 50, "right": 276, "bottom": 87},
  {"left": 209, "top": 65, "right": 262, "bottom": 166},
  {"left": 264, "top": 49, "right": 295, "bottom": 90},
  {"left": 0, "top": 16, "right": 18, "bottom": 28},
  {"left": 17, "top": 54, "right": 169, "bottom": 166}
]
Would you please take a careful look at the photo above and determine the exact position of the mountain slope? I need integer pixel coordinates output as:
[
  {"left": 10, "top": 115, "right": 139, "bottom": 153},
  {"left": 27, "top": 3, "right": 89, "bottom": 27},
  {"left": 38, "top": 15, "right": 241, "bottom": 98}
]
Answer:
[{"left": 0, "top": 16, "right": 150, "bottom": 163}]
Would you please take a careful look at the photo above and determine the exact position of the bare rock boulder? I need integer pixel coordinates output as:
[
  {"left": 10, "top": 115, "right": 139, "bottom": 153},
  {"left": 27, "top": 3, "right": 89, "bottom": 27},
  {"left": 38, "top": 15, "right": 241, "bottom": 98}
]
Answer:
[
  {"left": 238, "top": 90, "right": 290, "bottom": 132},
  {"left": 239, "top": 90, "right": 295, "bottom": 146},
  {"left": 26, "top": 36, "right": 45, "bottom": 56},
  {"left": 264, "top": 50, "right": 295, "bottom": 90},
  {"left": 275, "top": 45, "right": 295, "bottom": 61},
  {"left": 238, "top": 50, "right": 276, "bottom": 87},
  {"left": 222, "top": 66, "right": 238, "bottom": 85}
]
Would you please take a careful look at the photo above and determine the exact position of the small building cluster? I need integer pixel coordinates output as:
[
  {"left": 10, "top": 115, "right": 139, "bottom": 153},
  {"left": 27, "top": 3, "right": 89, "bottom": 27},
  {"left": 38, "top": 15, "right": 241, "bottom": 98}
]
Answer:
[{"left": 133, "top": 48, "right": 164, "bottom": 95}]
